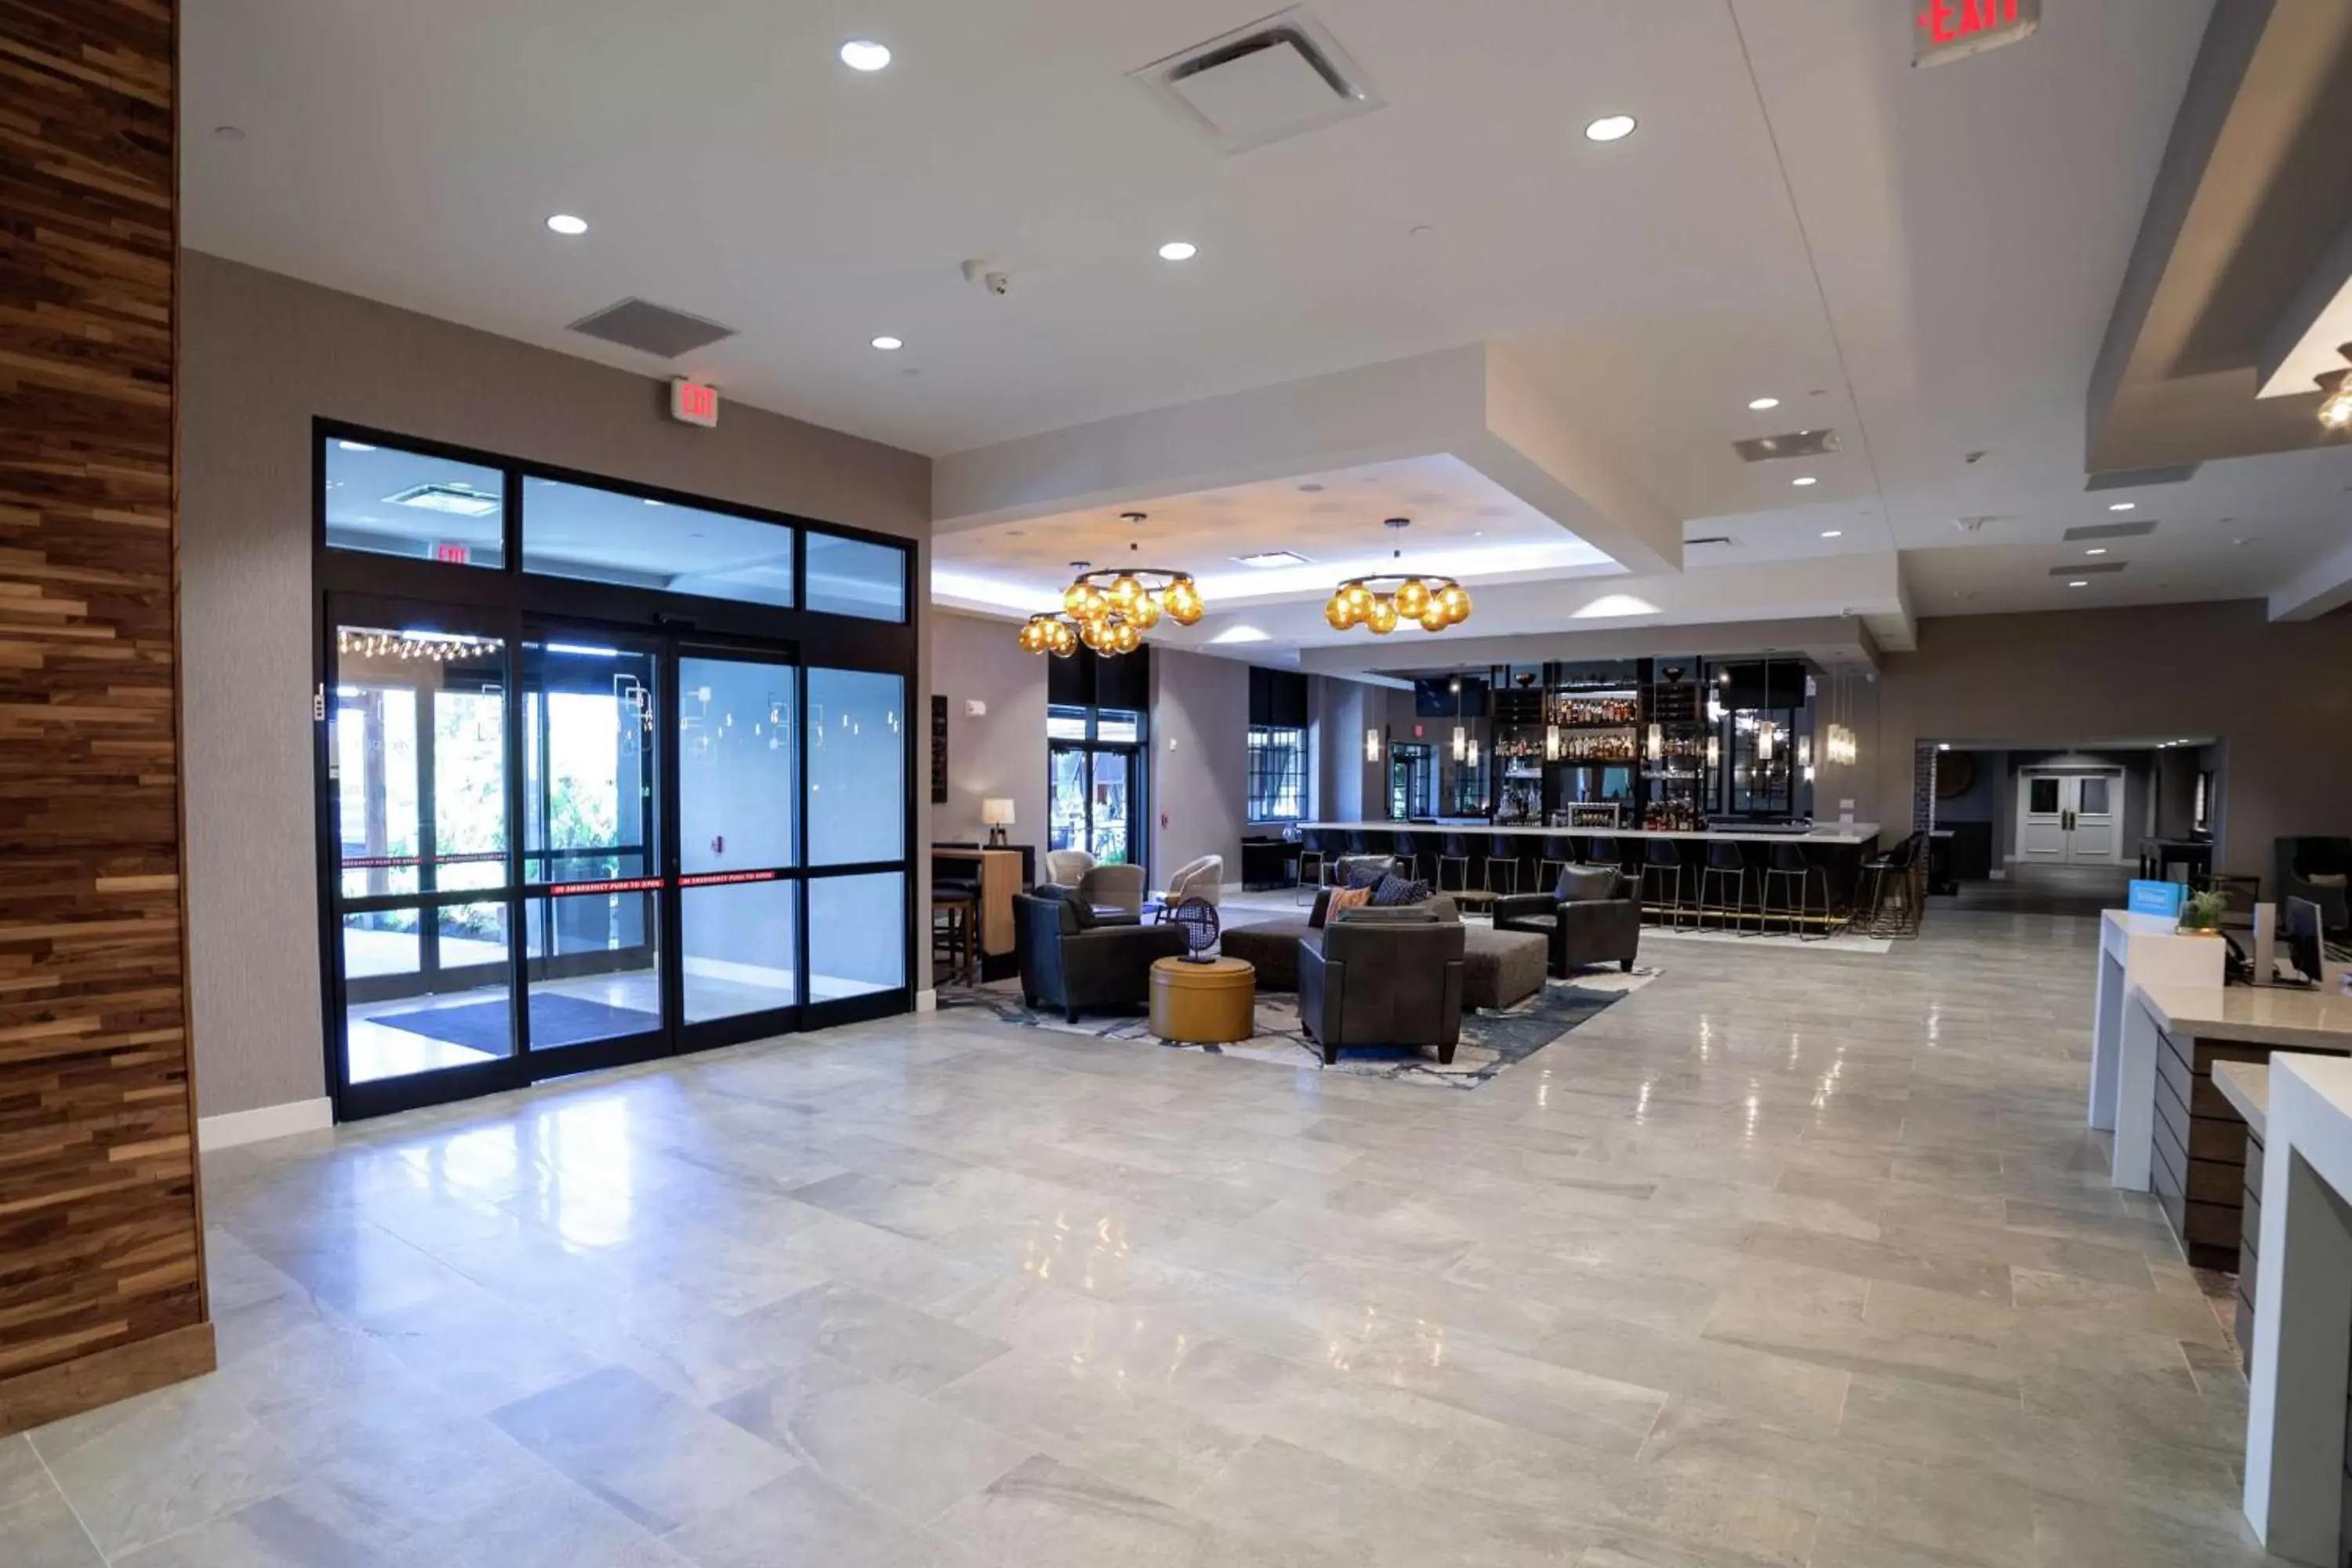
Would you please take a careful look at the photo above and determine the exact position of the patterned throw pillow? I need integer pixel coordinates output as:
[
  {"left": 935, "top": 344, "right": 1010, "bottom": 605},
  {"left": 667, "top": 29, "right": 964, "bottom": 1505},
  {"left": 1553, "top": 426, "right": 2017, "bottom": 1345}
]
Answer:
[
  {"left": 1370, "top": 873, "right": 1432, "bottom": 908},
  {"left": 1344, "top": 858, "right": 1392, "bottom": 890},
  {"left": 1326, "top": 885, "right": 1375, "bottom": 917}
]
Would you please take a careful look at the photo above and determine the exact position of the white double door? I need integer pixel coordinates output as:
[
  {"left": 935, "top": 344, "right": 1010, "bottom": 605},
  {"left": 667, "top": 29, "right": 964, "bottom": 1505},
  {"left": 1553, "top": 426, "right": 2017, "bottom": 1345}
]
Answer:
[{"left": 2016, "top": 769, "right": 2124, "bottom": 866}]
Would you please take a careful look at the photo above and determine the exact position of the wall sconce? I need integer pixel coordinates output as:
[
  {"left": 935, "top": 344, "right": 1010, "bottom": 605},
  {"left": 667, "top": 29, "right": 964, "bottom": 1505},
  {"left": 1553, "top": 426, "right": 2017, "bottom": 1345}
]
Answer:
[
  {"left": 1451, "top": 725, "right": 1466, "bottom": 762},
  {"left": 1797, "top": 734, "right": 1813, "bottom": 769},
  {"left": 1365, "top": 728, "right": 1381, "bottom": 763},
  {"left": 1705, "top": 735, "right": 1720, "bottom": 768},
  {"left": 1757, "top": 721, "right": 1776, "bottom": 762},
  {"left": 1544, "top": 724, "right": 1561, "bottom": 762},
  {"left": 1645, "top": 722, "right": 1663, "bottom": 762},
  {"left": 1465, "top": 738, "right": 1481, "bottom": 768},
  {"left": 1707, "top": 691, "right": 1724, "bottom": 724}
]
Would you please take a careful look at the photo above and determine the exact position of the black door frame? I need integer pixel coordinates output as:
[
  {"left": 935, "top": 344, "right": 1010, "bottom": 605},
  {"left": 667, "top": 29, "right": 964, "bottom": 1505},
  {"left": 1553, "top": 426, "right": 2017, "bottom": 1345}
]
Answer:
[{"left": 314, "top": 420, "right": 916, "bottom": 1123}]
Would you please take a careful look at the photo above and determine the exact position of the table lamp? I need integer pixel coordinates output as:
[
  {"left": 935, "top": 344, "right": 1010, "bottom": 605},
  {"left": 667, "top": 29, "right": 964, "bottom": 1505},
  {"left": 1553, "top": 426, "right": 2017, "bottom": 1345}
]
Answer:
[{"left": 981, "top": 798, "right": 1015, "bottom": 847}]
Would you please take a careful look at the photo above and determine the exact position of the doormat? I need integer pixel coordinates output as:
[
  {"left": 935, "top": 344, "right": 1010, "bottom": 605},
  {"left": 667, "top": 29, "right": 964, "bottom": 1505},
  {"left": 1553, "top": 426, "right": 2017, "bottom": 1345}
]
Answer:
[
  {"left": 937, "top": 969, "right": 1653, "bottom": 1089},
  {"left": 369, "top": 994, "right": 662, "bottom": 1052}
]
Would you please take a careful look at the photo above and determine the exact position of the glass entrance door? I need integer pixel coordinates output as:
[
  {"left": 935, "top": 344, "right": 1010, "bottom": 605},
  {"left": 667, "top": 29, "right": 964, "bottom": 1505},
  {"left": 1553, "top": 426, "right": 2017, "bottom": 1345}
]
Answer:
[
  {"left": 327, "top": 603, "right": 521, "bottom": 1115},
  {"left": 1049, "top": 742, "right": 1140, "bottom": 869},
  {"left": 520, "top": 630, "right": 667, "bottom": 1072}
]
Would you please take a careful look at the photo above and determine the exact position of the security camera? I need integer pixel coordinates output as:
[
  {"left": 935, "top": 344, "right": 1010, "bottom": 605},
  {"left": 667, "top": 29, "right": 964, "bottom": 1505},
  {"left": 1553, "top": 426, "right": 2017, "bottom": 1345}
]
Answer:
[{"left": 983, "top": 270, "right": 1011, "bottom": 297}]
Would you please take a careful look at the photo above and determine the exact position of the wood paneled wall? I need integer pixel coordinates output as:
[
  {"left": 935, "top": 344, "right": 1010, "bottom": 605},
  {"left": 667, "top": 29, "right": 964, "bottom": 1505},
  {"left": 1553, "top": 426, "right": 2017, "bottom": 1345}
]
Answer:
[{"left": 0, "top": 0, "right": 212, "bottom": 1432}]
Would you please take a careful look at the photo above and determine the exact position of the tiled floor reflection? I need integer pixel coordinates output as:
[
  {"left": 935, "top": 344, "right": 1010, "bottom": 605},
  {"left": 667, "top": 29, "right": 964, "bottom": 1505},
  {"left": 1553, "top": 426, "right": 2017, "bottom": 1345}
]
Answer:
[{"left": 2, "top": 907, "right": 2269, "bottom": 1565}]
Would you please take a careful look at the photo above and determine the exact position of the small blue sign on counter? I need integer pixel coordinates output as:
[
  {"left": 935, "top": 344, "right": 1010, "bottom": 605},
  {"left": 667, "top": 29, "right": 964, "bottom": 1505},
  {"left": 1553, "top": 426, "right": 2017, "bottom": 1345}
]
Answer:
[{"left": 2128, "top": 879, "right": 2185, "bottom": 920}]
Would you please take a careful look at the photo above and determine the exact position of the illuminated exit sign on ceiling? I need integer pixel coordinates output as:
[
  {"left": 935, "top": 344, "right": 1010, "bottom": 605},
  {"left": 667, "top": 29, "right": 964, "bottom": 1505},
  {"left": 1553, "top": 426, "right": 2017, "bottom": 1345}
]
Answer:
[
  {"left": 1913, "top": 0, "right": 2039, "bottom": 67},
  {"left": 670, "top": 378, "right": 720, "bottom": 428}
]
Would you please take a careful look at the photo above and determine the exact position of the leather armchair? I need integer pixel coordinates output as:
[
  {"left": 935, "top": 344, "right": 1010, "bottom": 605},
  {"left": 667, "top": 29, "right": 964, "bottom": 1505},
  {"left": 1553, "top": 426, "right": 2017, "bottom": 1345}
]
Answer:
[
  {"left": 1494, "top": 864, "right": 1642, "bottom": 976},
  {"left": 2277, "top": 836, "right": 2352, "bottom": 935},
  {"left": 1298, "top": 908, "right": 1465, "bottom": 1065},
  {"left": 1014, "top": 889, "right": 1185, "bottom": 1022}
]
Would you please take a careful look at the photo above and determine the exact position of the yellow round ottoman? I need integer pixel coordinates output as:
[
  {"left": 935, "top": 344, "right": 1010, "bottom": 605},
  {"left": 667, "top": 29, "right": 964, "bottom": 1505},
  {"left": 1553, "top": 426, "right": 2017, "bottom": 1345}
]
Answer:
[{"left": 1149, "top": 956, "right": 1257, "bottom": 1044}]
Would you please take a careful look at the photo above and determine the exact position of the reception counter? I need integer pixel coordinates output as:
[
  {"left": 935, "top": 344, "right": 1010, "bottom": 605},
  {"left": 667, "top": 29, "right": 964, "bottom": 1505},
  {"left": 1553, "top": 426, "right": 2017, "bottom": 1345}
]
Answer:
[{"left": 2115, "top": 979, "right": 2352, "bottom": 1265}]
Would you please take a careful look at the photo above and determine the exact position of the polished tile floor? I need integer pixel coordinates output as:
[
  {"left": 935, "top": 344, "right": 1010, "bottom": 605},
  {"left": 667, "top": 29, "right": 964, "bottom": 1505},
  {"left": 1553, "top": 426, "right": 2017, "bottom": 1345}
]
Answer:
[{"left": 2, "top": 906, "right": 2267, "bottom": 1566}]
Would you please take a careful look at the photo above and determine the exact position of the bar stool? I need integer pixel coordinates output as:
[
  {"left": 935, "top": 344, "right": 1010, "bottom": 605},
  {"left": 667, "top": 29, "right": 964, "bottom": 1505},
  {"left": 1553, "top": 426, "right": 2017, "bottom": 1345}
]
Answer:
[
  {"left": 1296, "top": 829, "right": 1327, "bottom": 906},
  {"left": 1390, "top": 829, "right": 1426, "bottom": 887},
  {"left": 1345, "top": 829, "right": 1372, "bottom": 858},
  {"left": 931, "top": 888, "right": 978, "bottom": 986},
  {"left": 1762, "top": 842, "right": 1831, "bottom": 941},
  {"left": 1537, "top": 835, "right": 1577, "bottom": 895},
  {"left": 1854, "top": 833, "right": 1923, "bottom": 938},
  {"left": 1436, "top": 833, "right": 1473, "bottom": 894},
  {"left": 1581, "top": 836, "right": 1620, "bottom": 873},
  {"left": 1700, "top": 841, "right": 1755, "bottom": 935},
  {"left": 1483, "top": 833, "right": 1523, "bottom": 896},
  {"left": 1640, "top": 838, "right": 1687, "bottom": 929}
]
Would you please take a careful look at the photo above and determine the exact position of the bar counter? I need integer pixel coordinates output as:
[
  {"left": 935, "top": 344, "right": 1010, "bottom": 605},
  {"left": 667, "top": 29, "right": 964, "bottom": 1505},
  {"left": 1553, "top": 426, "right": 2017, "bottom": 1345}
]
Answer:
[{"left": 1299, "top": 820, "right": 1882, "bottom": 845}]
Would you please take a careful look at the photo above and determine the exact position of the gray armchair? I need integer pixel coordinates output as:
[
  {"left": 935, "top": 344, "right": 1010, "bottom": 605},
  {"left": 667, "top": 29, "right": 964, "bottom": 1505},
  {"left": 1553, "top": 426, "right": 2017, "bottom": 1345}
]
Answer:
[
  {"left": 1156, "top": 855, "right": 1224, "bottom": 912},
  {"left": 1078, "top": 862, "right": 1145, "bottom": 922},
  {"left": 1044, "top": 848, "right": 1096, "bottom": 888},
  {"left": 1297, "top": 907, "right": 1465, "bottom": 1065},
  {"left": 2277, "top": 836, "right": 2351, "bottom": 935},
  {"left": 1014, "top": 889, "right": 1186, "bottom": 1022},
  {"left": 1494, "top": 863, "right": 1641, "bottom": 976}
]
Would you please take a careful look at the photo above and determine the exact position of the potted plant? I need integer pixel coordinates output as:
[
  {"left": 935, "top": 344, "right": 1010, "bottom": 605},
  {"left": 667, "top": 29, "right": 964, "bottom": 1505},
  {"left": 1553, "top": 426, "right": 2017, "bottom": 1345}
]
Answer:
[{"left": 2178, "top": 888, "right": 2228, "bottom": 935}]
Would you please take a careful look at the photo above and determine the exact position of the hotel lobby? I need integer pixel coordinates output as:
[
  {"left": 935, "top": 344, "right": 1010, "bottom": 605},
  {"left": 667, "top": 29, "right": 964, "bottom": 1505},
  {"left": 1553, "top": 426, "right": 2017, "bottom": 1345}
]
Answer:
[{"left": 6, "top": 2, "right": 2352, "bottom": 1565}]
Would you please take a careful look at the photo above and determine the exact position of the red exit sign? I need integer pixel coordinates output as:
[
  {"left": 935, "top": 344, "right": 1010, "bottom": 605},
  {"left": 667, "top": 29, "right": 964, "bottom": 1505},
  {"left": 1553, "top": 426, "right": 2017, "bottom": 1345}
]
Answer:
[
  {"left": 1914, "top": 0, "right": 2039, "bottom": 67},
  {"left": 670, "top": 378, "right": 720, "bottom": 428}
]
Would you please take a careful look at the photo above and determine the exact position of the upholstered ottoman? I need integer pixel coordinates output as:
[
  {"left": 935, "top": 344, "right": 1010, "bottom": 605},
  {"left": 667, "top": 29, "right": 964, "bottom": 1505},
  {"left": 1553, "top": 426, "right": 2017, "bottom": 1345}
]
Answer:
[
  {"left": 1218, "top": 921, "right": 1313, "bottom": 992},
  {"left": 1461, "top": 924, "right": 1547, "bottom": 1011}
]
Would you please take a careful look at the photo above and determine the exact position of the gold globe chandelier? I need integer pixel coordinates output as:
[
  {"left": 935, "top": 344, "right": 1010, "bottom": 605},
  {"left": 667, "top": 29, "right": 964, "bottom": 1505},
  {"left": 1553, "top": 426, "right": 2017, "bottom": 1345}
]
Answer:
[
  {"left": 1017, "top": 514, "right": 1204, "bottom": 659},
  {"left": 1324, "top": 517, "right": 1471, "bottom": 636}
]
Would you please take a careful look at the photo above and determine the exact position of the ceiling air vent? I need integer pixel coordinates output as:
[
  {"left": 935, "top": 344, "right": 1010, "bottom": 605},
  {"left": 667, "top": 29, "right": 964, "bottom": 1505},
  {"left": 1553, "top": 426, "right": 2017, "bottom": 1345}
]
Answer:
[
  {"left": 1733, "top": 430, "right": 1842, "bottom": 463},
  {"left": 568, "top": 298, "right": 738, "bottom": 358},
  {"left": 1131, "top": 8, "right": 1383, "bottom": 154},
  {"left": 2050, "top": 561, "right": 2128, "bottom": 575},
  {"left": 2061, "top": 520, "right": 2158, "bottom": 542},
  {"left": 1685, "top": 535, "right": 1739, "bottom": 549},
  {"left": 2085, "top": 464, "right": 2198, "bottom": 492}
]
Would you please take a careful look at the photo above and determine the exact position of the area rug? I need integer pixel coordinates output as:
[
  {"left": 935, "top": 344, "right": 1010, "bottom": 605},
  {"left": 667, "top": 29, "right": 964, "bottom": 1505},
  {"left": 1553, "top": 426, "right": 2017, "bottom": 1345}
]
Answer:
[
  {"left": 369, "top": 994, "right": 662, "bottom": 1051},
  {"left": 938, "top": 968, "right": 1653, "bottom": 1090}
]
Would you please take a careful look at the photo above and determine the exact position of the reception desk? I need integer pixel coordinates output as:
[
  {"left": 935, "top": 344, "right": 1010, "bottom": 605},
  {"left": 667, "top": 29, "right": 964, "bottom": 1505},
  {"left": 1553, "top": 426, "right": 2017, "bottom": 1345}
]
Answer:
[
  {"left": 2116, "top": 980, "right": 2352, "bottom": 1265},
  {"left": 2088, "top": 909, "right": 2226, "bottom": 1134}
]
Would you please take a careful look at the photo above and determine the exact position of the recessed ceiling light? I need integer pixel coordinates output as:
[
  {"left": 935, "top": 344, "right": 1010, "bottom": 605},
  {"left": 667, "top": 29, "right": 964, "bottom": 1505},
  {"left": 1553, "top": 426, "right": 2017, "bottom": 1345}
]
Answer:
[
  {"left": 2084, "top": 546, "right": 2106, "bottom": 555},
  {"left": 336, "top": 440, "right": 376, "bottom": 452},
  {"left": 1791, "top": 476, "right": 1818, "bottom": 487},
  {"left": 838, "top": 39, "right": 891, "bottom": 71},
  {"left": 869, "top": 336, "right": 903, "bottom": 351},
  {"left": 643, "top": 499, "right": 665, "bottom": 507},
  {"left": 1584, "top": 114, "right": 1638, "bottom": 143},
  {"left": 1748, "top": 397, "right": 1780, "bottom": 412},
  {"left": 1210, "top": 626, "right": 1271, "bottom": 644},
  {"left": 1573, "top": 594, "right": 1660, "bottom": 619},
  {"left": 545, "top": 214, "right": 588, "bottom": 236},
  {"left": 1157, "top": 241, "right": 1198, "bottom": 262},
  {"left": 2108, "top": 502, "right": 2135, "bottom": 512},
  {"left": 2067, "top": 579, "right": 2089, "bottom": 588},
  {"left": 1234, "top": 550, "right": 1309, "bottom": 569},
  {"left": 1820, "top": 529, "right": 1842, "bottom": 538}
]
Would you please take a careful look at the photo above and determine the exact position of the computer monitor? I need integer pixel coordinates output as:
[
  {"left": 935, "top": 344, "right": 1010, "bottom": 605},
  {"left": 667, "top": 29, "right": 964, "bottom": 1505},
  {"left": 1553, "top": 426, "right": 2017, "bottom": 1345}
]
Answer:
[{"left": 2285, "top": 895, "right": 2325, "bottom": 987}]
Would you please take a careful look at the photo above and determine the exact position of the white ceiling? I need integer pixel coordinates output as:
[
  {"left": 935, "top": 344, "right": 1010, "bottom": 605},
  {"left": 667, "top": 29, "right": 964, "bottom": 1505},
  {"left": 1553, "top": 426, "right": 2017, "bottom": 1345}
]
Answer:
[{"left": 187, "top": 0, "right": 2352, "bottom": 661}]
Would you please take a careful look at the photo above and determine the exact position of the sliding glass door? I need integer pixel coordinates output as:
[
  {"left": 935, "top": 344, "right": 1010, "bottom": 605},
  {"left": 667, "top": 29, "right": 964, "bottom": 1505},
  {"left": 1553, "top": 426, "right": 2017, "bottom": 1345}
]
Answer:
[
  {"left": 326, "top": 601, "right": 521, "bottom": 1112},
  {"left": 316, "top": 426, "right": 915, "bottom": 1123}
]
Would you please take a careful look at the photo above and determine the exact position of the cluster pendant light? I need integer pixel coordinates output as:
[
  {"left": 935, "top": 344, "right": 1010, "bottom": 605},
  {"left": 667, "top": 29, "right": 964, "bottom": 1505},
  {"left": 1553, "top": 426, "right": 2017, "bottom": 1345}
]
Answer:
[
  {"left": 1018, "top": 513, "right": 1203, "bottom": 659},
  {"left": 1325, "top": 518, "right": 1471, "bottom": 636}
]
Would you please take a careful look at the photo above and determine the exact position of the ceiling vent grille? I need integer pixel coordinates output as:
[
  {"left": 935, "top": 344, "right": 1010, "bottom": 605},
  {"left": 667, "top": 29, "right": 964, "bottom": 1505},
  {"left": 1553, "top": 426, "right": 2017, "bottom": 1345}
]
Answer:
[
  {"left": 1131, "top": 8, "right": 1382, "bottom": 154},
  {"left": 1732, "top": 430, "right": 1842, "bottom": 463},
  {"left": 2051, "top": 561, "right": 2128, "bottom": 575},
  {"left": 2085, "top": 464, "right": 2198, "bottom": 492},
  {"left": 1685, "top": 534, "right": 1739, "bottom": 548},
  {"left": 2061, "top": 520, "right": 2158, "bottom": 542},
  {"left": 568, "top": 298, "right": 738, "bottom": 358}
]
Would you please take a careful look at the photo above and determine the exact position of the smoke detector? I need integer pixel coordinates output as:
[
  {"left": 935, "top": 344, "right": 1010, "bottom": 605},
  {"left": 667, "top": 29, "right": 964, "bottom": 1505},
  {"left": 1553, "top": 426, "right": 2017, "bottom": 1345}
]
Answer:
[{"left": 1131, "top": 8, "right": 1383, "bottom": 154}]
